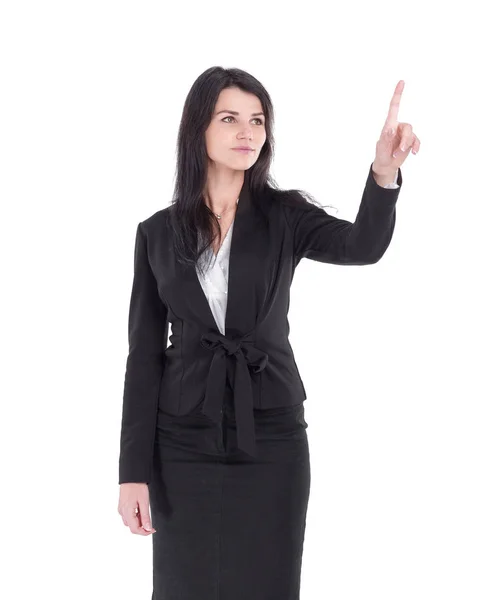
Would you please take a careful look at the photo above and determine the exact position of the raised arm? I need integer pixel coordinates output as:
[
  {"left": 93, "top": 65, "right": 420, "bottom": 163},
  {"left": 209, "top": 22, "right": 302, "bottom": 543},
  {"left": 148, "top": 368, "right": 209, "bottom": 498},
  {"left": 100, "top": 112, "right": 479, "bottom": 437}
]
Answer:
[{"left": 289, "top": 161, "right": 402, "bottom": 265}]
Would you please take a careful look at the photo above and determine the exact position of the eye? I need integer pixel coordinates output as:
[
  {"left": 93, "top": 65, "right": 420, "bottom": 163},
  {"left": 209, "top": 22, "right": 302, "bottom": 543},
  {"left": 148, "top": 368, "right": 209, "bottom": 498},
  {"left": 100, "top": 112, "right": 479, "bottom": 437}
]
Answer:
[{"left": 222, "top": 116, "right": 264, "bottom": 125}]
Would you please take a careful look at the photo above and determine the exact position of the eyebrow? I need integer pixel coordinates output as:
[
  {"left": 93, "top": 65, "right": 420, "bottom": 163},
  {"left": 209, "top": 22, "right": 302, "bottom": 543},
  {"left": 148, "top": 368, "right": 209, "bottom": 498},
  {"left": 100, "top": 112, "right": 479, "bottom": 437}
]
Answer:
[{"left": 215, "top": 110, "right": 265, "bottom": 117}]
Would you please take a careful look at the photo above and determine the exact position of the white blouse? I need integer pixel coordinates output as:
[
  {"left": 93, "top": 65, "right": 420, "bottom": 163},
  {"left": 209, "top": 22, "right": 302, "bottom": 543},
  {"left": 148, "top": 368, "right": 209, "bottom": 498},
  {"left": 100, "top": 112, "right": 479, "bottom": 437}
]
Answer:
[
  {"left": 195, "top": 198, "right": 239, "bottom": 336},
  {"left": 196, "top": 169, "right": 399, "bottom": 335}
]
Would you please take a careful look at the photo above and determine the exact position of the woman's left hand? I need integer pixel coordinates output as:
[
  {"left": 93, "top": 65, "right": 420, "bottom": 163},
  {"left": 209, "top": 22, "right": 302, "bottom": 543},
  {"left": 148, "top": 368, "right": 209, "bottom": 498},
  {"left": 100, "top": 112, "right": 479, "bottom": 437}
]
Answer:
[{"left": 372, "top": 80, "right": 420, "bottom": 178}]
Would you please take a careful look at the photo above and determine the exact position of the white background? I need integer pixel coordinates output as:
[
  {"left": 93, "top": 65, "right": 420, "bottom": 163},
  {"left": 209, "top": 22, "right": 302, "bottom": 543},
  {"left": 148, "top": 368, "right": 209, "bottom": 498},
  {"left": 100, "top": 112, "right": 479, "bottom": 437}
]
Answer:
[{"left": 1, "top": 1, "right": 498, "bottom": 598}]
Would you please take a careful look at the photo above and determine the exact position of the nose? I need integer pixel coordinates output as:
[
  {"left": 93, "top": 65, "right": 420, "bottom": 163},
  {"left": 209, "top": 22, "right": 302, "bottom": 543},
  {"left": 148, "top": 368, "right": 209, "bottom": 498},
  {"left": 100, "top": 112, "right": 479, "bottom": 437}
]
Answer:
[{"left": 238, "top": 127, "right": 253, "bottom": 139}]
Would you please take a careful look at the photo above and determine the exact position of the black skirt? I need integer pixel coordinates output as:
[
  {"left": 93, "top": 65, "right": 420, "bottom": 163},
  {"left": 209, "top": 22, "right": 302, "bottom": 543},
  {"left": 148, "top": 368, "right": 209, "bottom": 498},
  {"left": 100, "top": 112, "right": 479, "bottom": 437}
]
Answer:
[{"left": 149, "top": 384, "right": 311, "bottom": 600}]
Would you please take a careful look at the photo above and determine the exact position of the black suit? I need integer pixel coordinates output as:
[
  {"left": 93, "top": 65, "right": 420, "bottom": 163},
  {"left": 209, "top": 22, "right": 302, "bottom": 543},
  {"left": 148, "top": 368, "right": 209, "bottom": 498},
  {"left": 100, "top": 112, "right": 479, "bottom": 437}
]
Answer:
[{"left": 118, "top": 162, "right": 402, "bottom": 484}]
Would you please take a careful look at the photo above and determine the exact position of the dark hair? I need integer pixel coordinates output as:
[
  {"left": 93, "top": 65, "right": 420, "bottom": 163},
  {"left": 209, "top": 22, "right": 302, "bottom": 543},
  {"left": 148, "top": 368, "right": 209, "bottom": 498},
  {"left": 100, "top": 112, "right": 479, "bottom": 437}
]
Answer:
[{"left": 169, "top": 66, "right": 331, "bottom": 273}]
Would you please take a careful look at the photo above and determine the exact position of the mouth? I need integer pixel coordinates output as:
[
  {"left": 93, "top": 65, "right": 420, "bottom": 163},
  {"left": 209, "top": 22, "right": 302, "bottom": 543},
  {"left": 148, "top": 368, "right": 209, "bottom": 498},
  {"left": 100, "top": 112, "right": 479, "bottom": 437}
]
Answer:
[{"left": 232, "top": 148, "right": 254, "bottom": 153}]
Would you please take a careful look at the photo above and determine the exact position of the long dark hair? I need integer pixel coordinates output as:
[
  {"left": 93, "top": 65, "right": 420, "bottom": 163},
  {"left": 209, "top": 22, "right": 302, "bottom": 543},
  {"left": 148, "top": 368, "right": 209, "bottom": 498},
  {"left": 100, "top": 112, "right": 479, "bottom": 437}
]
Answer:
[{"left": 169, "top": 66, "right": 328, "bottom": 273}]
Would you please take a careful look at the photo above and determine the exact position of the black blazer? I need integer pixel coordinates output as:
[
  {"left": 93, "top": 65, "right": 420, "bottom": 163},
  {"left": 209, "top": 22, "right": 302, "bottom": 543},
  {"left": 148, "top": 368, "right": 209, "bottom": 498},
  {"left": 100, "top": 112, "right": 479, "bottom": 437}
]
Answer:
[{"left": 118, "top": 162, "right": 403, "bottom": 484}]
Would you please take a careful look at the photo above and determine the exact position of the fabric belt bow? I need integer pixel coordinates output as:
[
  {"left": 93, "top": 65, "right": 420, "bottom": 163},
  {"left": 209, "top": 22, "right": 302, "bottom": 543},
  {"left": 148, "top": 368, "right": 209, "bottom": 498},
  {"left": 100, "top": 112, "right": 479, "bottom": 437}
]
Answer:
[{"left": 200, "top": 330, "right": 268, "bottom": 457}]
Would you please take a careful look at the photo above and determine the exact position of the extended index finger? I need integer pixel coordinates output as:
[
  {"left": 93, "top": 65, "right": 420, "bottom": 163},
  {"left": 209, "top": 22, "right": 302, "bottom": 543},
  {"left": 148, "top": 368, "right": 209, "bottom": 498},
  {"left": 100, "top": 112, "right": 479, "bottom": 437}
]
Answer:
[{"left": 385, "top": 80, "right": 405, "bottom": 127}]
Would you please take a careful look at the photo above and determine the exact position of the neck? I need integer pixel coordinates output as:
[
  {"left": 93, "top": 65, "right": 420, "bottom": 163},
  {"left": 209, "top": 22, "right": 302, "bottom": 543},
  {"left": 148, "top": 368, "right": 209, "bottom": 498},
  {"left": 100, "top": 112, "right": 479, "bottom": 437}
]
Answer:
[{"left": 203, "top": 168, "right": 244, "bottom": 215}]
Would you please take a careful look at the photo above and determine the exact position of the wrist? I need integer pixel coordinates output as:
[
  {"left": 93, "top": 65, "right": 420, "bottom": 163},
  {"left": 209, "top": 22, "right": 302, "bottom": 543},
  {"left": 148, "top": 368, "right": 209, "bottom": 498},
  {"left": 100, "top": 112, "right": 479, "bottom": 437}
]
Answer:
[{"left": 372, "top": 165, "right": 398, "bottom": 188}]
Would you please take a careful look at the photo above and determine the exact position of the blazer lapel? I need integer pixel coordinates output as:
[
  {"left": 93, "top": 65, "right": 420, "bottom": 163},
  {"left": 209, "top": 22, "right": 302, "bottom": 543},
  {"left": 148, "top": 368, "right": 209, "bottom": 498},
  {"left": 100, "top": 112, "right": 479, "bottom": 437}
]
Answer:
[
  {"left": 182, "top": 253, "right": 219, "bottom": 332},
  {"left": 180, "top": 175, "right": 268, "bottom": 336},
  {"left": 225, "top": 177, "right": 269, "bottom": 337}
]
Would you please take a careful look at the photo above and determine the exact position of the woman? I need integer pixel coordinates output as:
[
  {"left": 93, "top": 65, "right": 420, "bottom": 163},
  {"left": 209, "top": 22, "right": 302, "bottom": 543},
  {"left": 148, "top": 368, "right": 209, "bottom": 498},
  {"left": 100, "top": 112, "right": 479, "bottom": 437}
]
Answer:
[{"left": 117, "top": 66, "right": 419, "bottom": 599}]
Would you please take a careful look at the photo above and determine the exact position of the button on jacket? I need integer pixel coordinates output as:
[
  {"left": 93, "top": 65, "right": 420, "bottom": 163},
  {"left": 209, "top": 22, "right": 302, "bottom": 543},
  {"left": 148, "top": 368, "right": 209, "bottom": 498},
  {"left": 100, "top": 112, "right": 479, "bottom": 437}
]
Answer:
[{"left": 118, "top": 162, "right": 403, "bottom": 484}]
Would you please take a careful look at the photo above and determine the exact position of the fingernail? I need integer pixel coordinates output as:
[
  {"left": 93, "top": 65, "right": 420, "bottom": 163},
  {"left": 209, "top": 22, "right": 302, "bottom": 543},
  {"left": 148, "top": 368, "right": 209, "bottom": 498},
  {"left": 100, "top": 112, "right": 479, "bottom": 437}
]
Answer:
[
  {"left": 400, "top": 144, "right": 406, "bottom": 152},
  {"left": 144, "top": 524, "right": 152, "bottom": 531}
]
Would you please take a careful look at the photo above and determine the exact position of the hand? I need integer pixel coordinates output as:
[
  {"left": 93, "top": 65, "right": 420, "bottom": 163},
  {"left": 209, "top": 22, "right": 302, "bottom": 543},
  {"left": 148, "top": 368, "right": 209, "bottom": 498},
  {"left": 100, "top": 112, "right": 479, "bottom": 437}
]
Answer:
[
  {"left": 372, "top": 80, "right": 421, "bottom": 178},
  {"left": 118, "top": 482, "right": 156, "bottom": 536}
]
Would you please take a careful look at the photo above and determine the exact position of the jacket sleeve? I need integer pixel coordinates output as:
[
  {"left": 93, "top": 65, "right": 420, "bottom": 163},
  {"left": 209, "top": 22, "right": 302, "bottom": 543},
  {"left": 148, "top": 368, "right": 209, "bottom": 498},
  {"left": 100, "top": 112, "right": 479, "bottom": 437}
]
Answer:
[
  {"left": 118, "top": 222, "right": 168, "bottom": 485},
  {"left": 290, "top": 162, "right": 402, "bottom": 265}
]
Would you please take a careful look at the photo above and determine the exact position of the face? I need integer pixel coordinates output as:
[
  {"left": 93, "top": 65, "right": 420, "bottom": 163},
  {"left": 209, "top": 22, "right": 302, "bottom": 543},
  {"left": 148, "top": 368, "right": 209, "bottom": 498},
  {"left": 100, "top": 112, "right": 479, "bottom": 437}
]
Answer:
[{"left": 205, "top": 87, "right": 267, "bottom": 173}]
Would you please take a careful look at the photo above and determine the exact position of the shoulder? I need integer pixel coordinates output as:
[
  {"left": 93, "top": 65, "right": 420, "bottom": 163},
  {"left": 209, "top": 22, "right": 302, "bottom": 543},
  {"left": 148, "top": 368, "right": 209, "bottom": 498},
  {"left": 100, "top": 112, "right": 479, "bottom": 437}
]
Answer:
[
  {"left": 265, "top": 187, "right": 330, "bottom": 234},
  {"left": 266, "top": 186, "right": 327, "bottom": 214},
  {"left": 138, "top": 205, "right": 174, "bottom": 234}
]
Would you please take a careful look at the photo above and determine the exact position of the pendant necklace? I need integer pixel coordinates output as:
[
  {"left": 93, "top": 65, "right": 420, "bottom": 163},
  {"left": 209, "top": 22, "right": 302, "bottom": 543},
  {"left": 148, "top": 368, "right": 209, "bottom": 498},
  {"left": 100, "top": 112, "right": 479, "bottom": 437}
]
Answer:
[{"left": 213, "top": 197, "right": 239, "bottom": 220}]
